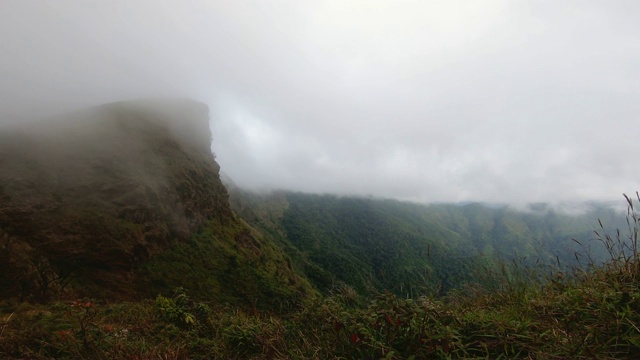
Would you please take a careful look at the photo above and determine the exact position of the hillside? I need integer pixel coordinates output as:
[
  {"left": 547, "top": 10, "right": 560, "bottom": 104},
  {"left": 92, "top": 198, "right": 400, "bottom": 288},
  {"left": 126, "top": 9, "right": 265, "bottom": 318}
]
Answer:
[
  {"left": 0, "top": 99, "right": 311, "bottom": 306},
  {"left": 2, "top": 196, "right": 639, "bottom": 358},
  {"left": 226, "top": 186, "right": 623, "bottom": 296}
]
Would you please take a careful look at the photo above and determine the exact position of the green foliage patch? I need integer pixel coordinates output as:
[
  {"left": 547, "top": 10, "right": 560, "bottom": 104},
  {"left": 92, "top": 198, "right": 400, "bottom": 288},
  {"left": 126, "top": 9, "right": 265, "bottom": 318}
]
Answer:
[
  {"left": 137, "top": 217, "right": 314, "bottom": 311},
  {"left": 229, "top": 190, "right": 619, "bottom": 297}
]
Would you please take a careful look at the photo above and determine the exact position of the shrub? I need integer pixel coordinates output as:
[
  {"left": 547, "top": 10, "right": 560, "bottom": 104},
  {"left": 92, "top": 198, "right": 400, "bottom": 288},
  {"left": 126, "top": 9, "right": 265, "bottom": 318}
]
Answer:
[{"left": 154, "top": 287, "right": 210, "bottom": 329}]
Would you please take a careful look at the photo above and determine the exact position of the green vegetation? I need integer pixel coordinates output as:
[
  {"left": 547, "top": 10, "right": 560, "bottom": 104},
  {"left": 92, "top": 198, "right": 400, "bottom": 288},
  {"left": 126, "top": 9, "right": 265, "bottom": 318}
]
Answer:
[
  {"left": 2, "top": 241, "right": 639, "bottom": 358},
  {"left": 137, "top": 217, "right": 314, "bottom": 311},
  {"left": 228, "top": 188, "right": 622, "bottom": 297},
  {"left": 2, "top": 193, "right": 639, "bottom": 358}
]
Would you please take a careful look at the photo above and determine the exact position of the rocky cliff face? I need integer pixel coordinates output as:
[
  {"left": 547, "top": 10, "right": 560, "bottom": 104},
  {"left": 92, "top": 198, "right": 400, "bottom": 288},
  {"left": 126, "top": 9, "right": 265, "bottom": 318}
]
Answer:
[{"left": 0, "top": 99, "right": 294, "bottom": 301}]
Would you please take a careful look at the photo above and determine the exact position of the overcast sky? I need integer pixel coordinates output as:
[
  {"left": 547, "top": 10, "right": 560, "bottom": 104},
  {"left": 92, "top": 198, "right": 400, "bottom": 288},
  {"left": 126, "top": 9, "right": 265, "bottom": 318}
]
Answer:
[{"left": 1, "top": 1, "right": 639, "bottom": 205}]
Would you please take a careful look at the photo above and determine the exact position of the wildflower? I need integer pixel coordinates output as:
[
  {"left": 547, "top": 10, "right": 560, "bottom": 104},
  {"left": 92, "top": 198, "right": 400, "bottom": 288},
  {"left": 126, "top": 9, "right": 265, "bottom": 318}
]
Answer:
[
  {"left": 115, "top": 328, "right": 129, "bottom": 340},
  {"left": 55, "top": 330, "right": 72, "bottom": 339},
  {"left": 102, "top": 325, "right": 115, "bottom": 333}
]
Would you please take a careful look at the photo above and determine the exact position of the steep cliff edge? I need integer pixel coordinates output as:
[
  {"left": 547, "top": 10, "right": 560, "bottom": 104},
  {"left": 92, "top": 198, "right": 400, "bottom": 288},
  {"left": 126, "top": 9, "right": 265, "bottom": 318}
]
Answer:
[{"left": 0, "top": 99, "right": 311, "bottom": 305}]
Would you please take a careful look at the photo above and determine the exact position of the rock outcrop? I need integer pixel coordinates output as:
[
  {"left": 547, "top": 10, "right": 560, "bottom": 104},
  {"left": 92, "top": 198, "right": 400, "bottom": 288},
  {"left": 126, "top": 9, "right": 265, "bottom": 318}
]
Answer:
[{"left": 0, "top": 99, "right": 307, "bottom": 303}]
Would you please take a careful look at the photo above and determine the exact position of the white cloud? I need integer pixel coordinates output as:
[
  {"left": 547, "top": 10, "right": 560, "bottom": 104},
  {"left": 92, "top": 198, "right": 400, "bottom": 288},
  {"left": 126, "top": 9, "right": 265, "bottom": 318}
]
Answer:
[{"left": 1, "top": 1, "right": 639, "bottom": 205}]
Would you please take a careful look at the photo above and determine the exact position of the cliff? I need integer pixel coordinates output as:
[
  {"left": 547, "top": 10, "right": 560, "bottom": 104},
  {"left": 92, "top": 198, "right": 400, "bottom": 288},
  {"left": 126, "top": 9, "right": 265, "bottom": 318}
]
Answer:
[{"left": 0, "top": 99, "right": 310, "bottom": 305}]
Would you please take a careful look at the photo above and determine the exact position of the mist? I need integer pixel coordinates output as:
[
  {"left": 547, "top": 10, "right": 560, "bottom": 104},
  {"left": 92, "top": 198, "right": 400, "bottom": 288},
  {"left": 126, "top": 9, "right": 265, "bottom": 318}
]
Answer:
[{"left": 2, "top": 1, "right": 639, "bottom": 206}]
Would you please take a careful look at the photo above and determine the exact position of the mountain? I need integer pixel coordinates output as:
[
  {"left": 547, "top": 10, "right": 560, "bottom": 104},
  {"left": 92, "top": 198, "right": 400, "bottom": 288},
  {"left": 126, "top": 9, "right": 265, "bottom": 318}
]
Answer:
[
  {"left": 2, "top": 99, "right": 638, "bottom": 359},
  {"left": 0, "top": 97, "right": 625, "bottom": 304},
  {"left": 226, "top": 185, "right": 623, "bottom": 296},
  {"left": 0, "top": 99, "right": 312, "bottom": 307}
]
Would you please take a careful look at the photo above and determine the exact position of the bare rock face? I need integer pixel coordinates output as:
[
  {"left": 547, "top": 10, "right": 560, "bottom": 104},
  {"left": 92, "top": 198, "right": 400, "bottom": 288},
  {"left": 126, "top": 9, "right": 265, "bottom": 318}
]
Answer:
[{"left": 0, "top": 98, "right": 233, "bottom": 299}]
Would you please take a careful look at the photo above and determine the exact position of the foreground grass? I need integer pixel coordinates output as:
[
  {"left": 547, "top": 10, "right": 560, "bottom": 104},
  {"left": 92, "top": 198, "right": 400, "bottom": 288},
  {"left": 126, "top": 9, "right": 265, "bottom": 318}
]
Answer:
[
  {"left": 1, "top": 259, "right": 639, "bottom": 359},
  {"left": 3, "top": 194, "right": 640, "bottom": 359}
]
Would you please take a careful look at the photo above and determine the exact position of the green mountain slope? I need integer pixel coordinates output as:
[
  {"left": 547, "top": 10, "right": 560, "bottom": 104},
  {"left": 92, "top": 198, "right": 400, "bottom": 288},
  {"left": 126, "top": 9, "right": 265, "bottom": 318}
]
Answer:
[
  {"left": 0, "top": 99, "right": 312, "bottom": 307},
  {"left": 227, "top": 186, "right": 622, "bottom": 296}
]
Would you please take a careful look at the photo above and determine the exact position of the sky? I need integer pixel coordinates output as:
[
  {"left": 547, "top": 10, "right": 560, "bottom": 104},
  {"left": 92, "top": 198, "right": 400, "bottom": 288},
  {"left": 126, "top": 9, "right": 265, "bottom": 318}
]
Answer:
[{"left": 1, "top": 1, "right": 639, "bottom": 206}]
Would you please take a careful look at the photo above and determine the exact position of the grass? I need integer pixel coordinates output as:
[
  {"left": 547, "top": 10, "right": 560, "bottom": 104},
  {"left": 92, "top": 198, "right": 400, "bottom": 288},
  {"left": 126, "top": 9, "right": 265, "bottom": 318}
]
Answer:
[
  {"left": 2, "top": 194, "right": 640, "bottom": 359},
  {"left": 2, "top": 255, "right": 639, "bottom": 359}
]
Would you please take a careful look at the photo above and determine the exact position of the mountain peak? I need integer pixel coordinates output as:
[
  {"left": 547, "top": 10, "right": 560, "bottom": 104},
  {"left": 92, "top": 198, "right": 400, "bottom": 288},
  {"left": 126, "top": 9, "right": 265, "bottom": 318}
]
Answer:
[{"left": 0, "top": 99, "right": 232, "bottom": 299}]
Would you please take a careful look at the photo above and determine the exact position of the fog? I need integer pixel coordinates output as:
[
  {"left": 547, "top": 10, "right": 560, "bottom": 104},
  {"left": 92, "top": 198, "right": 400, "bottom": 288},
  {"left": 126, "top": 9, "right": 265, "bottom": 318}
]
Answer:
[{"left": 2, "top": 1, "right": 639, "bottom": 206}]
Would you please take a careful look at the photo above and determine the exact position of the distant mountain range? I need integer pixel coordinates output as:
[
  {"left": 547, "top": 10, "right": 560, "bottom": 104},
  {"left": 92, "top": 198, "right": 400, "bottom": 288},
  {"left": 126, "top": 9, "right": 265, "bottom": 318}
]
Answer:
[{"left": 225, "top": 184, "right": 624, "bottom": 297}]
